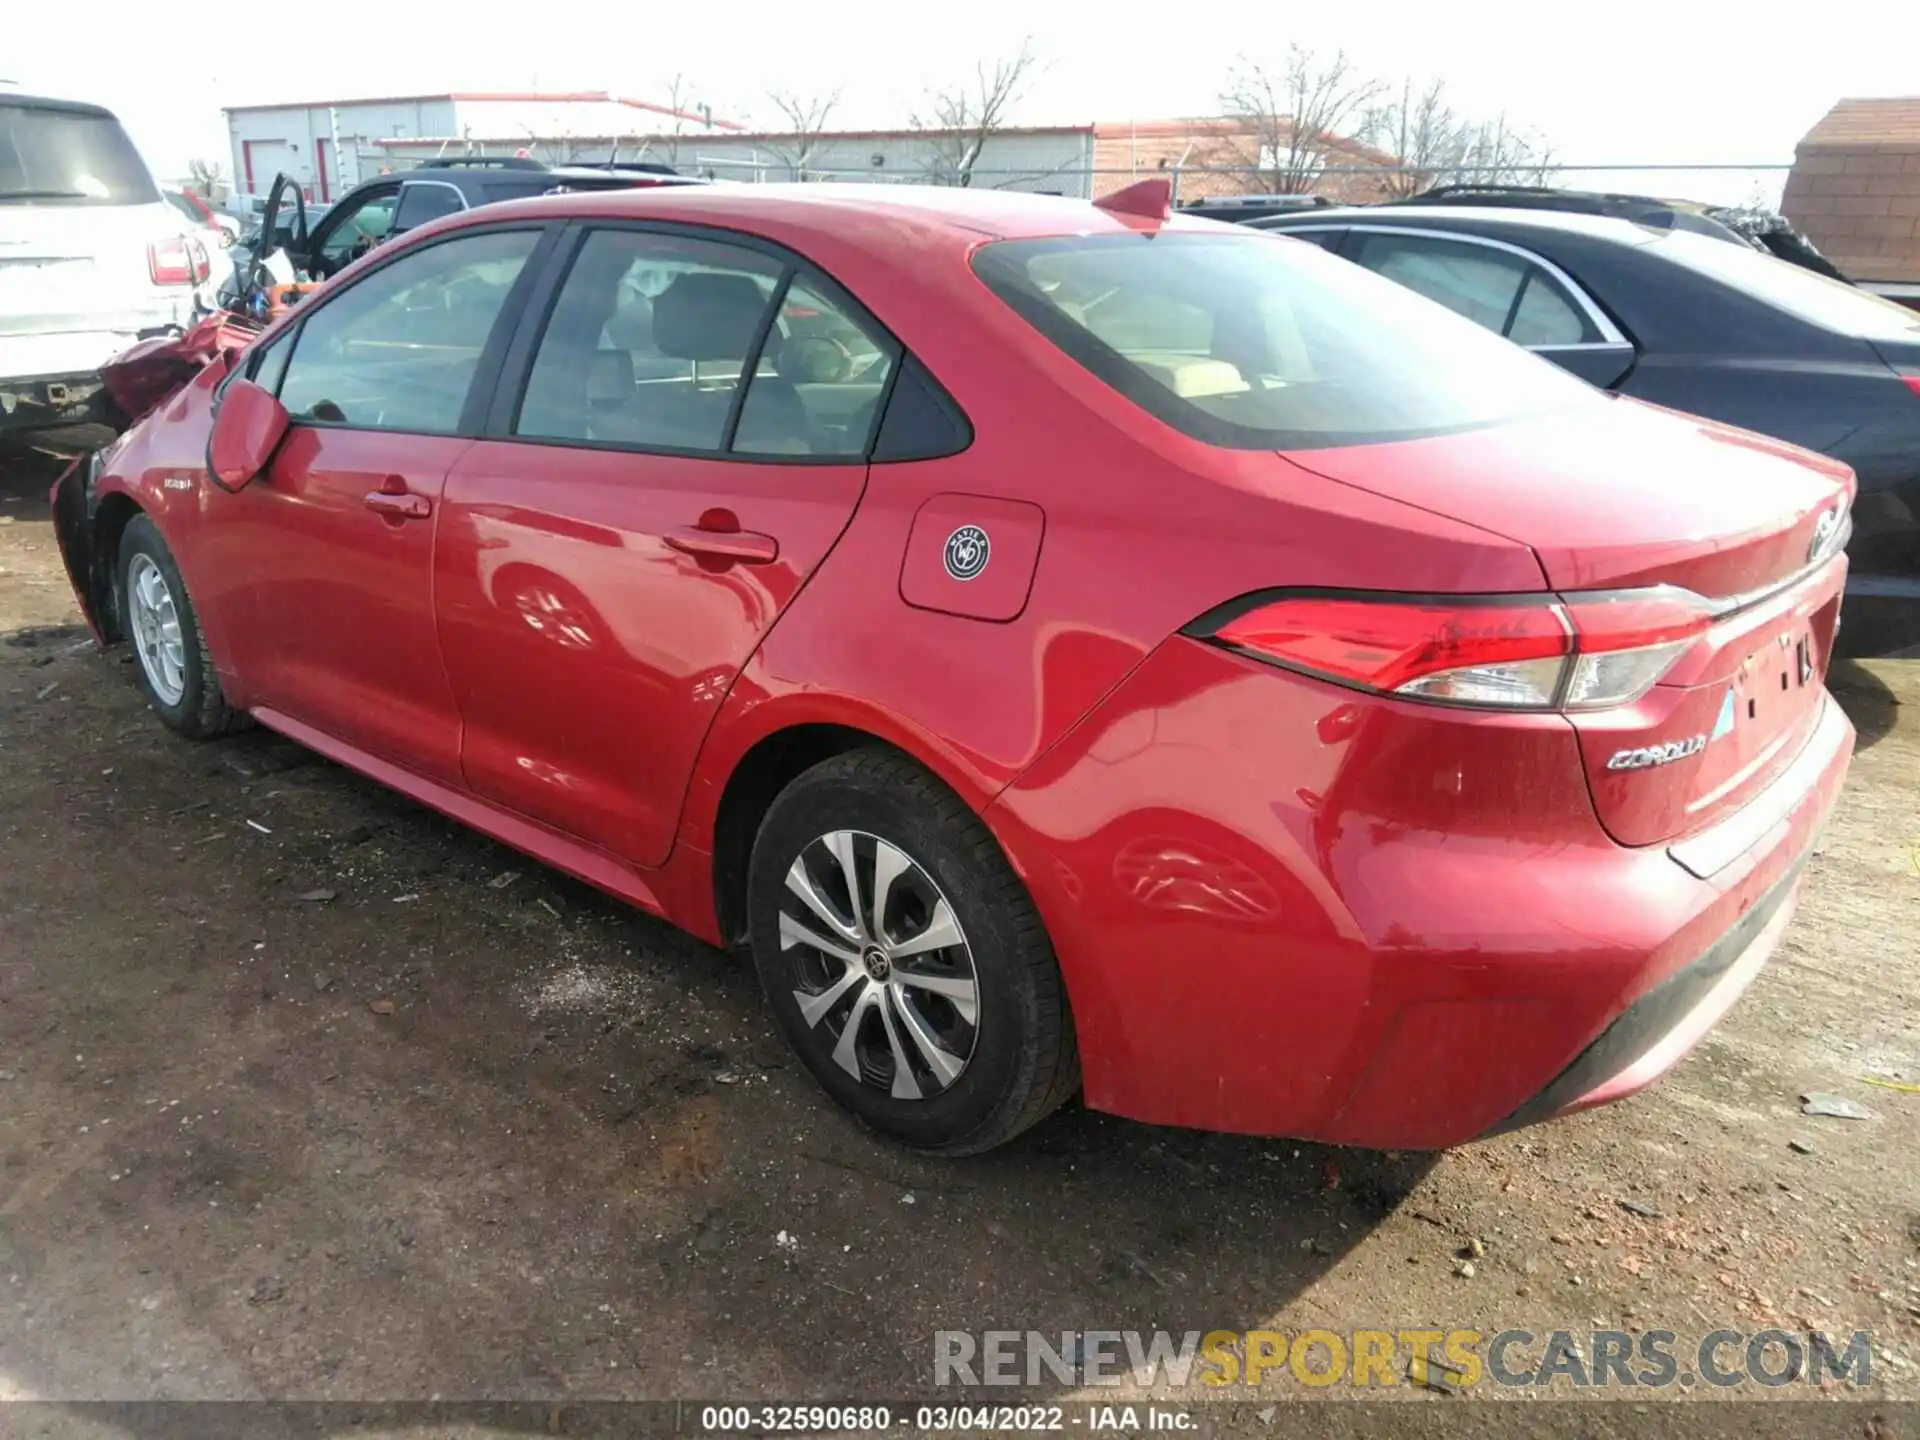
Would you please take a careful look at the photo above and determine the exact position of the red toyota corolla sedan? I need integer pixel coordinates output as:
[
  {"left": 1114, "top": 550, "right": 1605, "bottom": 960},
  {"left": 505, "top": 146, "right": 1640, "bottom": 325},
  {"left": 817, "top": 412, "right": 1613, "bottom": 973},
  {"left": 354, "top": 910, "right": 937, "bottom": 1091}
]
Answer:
[{"left": 52, "top": 179, "right": 1855, "bottom": 1154}]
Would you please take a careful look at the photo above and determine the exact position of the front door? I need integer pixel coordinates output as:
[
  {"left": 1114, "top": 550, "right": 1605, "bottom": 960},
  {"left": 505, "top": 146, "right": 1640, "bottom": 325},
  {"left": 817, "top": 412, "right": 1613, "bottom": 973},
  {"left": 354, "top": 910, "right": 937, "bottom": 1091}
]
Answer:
[
  {"left": 217, "top": 225, "right": 546, "bottom": 783},
  {"left": 434, "top": 225, "right": 899, "bottom": 865}
]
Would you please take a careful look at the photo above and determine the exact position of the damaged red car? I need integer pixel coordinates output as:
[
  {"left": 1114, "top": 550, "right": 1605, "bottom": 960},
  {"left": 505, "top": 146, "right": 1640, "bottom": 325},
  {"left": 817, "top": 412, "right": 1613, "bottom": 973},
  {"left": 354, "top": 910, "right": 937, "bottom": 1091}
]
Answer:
[{"left": 52, "top": 179, "right": 1855, "bottom": 1154}]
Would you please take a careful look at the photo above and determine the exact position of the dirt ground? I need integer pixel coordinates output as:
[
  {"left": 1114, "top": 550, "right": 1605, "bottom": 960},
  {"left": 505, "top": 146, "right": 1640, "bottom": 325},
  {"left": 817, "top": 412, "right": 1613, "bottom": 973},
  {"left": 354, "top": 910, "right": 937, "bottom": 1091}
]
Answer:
[{"left": 1, "top": 432, "right": 1917, "bottom": 1428}]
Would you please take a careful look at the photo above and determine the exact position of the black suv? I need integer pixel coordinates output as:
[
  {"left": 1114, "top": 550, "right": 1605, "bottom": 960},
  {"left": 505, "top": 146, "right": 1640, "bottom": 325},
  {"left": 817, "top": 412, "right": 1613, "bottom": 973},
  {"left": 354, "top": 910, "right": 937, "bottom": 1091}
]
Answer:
[{"left": 259, "top": 158, "right": 701, "bottom": 282}]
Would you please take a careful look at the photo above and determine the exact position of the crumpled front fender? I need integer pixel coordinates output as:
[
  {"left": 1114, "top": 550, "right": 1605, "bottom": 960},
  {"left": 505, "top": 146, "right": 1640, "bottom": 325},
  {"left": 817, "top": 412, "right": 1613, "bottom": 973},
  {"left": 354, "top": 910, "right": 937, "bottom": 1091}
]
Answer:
[
  {"left": 97, "top": 313, "right": 258, "bottom": 431},
  {"left": 50, "top": 452, "right": 111, "bottom": 643}
]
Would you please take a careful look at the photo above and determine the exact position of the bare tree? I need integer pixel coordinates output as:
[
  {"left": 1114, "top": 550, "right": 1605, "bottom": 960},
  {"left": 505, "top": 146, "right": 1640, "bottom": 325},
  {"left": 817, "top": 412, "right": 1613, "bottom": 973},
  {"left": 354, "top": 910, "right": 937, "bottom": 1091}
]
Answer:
[
  {"left": 763, "top": 89, "right": 843, "bottom": 181},
  {"left": 912, "top": 40, "right": 1040, "bottom": 187},
  {"left": 1363, "top": 77, "right": 1464, "bottom": 198},
  {"left": 1454, "top": 114, "right": 1556, "bottom": 187},
  {"left": 659, "top": 73, "right": 698, "bottom": 168},
  {"left": 186, "top": 157, "right": 229, "bottom": 199},
  {"left": 1220, "top": 45, "right": 1383, "bottom": 194}
]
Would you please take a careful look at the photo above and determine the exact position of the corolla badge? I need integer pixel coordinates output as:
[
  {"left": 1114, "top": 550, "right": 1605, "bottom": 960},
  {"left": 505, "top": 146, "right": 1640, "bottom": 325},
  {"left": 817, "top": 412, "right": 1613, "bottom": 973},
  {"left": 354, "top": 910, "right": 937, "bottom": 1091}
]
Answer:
[
  {"left": 1808, "top": 506, "right": 1842, "bottom": 564},
  {"left": 943, "top": 525, "right": 991, "bottom": 581},
  {"left": 1606, "top": 735, "right": 1708, "bottom": 771}
]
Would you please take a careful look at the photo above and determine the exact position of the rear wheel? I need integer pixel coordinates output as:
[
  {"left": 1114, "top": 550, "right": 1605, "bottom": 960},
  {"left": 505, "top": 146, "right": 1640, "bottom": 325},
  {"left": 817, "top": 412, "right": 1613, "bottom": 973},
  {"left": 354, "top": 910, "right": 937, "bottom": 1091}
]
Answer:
[
  {"left": 119, "top": 515, "right": 243, "bottom": 740},
  {"left": 747, "top": 748, "right": 1078, "bottom": 1154}
]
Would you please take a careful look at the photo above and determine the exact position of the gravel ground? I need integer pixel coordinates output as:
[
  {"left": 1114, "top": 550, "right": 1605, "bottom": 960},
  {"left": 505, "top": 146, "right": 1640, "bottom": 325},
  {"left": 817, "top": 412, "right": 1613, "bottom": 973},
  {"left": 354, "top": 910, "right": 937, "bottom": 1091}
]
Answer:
[{"left": 1, "top": 434, "right": 1916, "bottom": 1434}]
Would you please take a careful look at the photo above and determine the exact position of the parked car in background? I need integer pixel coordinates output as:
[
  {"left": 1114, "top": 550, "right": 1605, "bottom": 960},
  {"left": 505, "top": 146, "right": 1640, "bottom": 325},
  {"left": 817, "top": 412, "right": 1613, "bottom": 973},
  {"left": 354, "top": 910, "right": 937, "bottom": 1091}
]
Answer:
[
  {"left": 56, "top": 181, "right": 1854, "bottom": 1155},
  {"left": 0, "top": 91, "right": 209, "bottom": 437},
  {"left": 1177, "top": 194, "right": 1337, "bottom": 224},
  {"left": 270, "top": 157, "right": 706, "bottom": 282},
  {"left": 1251, "top": 203, "right": 1920, "bottom": 655},
  {"left": 165, "top": 188, "right": 240, "bottom": 245}
]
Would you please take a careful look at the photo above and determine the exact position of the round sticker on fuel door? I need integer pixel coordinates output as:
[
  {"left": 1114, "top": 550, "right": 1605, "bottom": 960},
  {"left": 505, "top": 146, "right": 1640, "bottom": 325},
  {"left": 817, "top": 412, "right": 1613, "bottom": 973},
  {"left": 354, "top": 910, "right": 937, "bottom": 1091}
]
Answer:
[{"left": 943, "top": 525, "right": 991, "bottom": 581}]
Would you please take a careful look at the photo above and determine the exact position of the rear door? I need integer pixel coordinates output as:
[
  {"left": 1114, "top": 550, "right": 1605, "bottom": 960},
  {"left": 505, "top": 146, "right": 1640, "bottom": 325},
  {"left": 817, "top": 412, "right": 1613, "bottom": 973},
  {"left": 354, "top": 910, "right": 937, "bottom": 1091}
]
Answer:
[
  {"left": 1346, "top": 227, "right": 1637, "bottom": 387},
  {"left": 434, "top": 222, "right": 897, "bottom": 865},
  {"left": 212, "top": 224, "right": 550, "bottom": 783}
]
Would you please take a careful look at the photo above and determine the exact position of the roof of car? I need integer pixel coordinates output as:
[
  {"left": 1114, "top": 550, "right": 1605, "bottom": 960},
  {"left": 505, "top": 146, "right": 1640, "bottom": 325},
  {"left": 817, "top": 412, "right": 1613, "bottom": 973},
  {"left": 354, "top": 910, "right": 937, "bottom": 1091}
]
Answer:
[
  {"left": 0, "top": 92, "right": 119, "bottom": 119},
  {"left": 445, "top": 181, "right": 1234, "bottom": 244},
  {"left": 1252, "top": 203, "right": 1666, "bottom": 247}
]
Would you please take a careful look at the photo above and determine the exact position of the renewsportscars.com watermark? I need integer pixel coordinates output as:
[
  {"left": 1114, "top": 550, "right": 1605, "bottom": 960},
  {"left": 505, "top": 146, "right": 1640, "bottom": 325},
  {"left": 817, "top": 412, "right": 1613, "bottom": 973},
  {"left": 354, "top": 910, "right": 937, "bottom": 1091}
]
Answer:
[{"left": 934, "top": 1328, "right": 1875, "bottom": 1391}]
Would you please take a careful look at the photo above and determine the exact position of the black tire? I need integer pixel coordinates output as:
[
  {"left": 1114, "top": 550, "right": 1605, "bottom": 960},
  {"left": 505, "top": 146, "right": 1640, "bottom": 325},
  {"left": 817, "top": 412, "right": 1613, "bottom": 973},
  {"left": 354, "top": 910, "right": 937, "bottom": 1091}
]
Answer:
[
  {"left": 118, "top": 514, "right": 245, "bottom": 740},
  {"left": 747, "top": 747, "right": 1079, "bottom": 1155}
]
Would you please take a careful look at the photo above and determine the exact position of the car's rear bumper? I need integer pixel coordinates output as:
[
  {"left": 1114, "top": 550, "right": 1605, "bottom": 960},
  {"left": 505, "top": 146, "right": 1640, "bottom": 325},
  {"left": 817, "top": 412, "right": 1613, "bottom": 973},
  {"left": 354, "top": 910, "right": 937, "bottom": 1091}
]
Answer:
[
  {"left": 0, "top": 370, "right": 109, "bottom": 434},
  {"left": 1, "top": 320, "right": 198, "bottom": 435},
  {"left": 989, "top": 636, "right": 1855, "bottom": 1149}
]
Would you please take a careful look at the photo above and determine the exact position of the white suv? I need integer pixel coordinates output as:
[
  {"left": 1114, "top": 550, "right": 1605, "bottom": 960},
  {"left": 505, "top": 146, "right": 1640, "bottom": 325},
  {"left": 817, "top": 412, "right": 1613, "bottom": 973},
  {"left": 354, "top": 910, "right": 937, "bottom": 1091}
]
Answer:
[{"left": 1, "top": 92, "right": 211, "bottom": 437}]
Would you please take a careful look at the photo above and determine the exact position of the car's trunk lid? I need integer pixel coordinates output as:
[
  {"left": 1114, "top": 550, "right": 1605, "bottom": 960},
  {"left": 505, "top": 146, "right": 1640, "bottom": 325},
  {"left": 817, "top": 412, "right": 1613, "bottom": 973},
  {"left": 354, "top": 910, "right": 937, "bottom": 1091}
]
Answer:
[{"left": 1282, "top": 399, "right": 1855, "bottom": 846}]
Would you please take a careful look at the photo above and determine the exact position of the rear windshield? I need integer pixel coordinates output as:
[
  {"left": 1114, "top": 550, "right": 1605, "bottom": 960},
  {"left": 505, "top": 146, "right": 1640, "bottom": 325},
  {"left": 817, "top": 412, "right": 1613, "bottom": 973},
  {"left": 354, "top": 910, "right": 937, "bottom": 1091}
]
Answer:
[
  {"left": 971, "top": 231, "right": 1591, "bottom": 449},
  {"left": 1652, "top": 228, "right": 1920, "bottom": 340},
  {"left": 0, "top": 103, "right": 159, "bottom": 207}
]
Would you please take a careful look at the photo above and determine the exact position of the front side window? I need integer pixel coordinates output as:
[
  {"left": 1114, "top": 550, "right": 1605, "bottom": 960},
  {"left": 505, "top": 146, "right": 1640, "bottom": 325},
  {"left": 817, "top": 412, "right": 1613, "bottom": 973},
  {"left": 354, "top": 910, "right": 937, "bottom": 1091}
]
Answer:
[
  {"left": 516, "top": 229, "right": 896, "bottom": 458},
  {"left": 318, "top": 190, "right": 399, "bottom": 270},
  {"left": 973, "top": 230, "right": 1594, "bottom": 449},
  {"left": 276, "top": 228, "right": 539, "bottom": 434}
]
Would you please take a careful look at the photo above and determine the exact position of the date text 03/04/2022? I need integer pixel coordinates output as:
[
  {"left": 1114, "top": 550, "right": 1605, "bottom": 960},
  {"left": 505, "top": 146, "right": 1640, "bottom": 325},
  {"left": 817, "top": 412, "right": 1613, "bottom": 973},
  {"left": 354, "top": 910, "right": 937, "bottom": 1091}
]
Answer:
[{"left": 696, "top": 1405, "right": 1195, "bottom": 1432}]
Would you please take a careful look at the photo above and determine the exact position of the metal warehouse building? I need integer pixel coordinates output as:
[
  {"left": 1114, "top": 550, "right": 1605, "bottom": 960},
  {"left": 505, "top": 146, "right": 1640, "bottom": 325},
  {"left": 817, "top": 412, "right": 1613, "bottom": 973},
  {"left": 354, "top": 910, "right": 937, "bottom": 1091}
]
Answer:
[
  {"left": 222, "top": 91, "right": 738, "bottom": 200},
  {"left": 225, "top": 93, "right": 1395, "bottom": 205}
]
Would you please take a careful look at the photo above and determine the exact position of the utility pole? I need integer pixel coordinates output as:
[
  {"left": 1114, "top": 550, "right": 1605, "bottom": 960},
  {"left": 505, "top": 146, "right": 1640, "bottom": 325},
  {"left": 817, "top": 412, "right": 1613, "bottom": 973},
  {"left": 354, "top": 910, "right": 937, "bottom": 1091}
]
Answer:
[{"left": 328, "top": 105, "right": 348, "bottom": 193}]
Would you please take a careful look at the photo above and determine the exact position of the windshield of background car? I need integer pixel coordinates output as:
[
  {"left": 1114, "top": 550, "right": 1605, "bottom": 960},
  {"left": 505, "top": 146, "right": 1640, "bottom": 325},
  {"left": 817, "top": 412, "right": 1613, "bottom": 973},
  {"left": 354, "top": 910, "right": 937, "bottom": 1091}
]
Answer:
[
  {"left": 0, "top": 103, "right": 160, "bottom": 207},
  {"left": 1654, "top": 227, "right": 1920, "bottom": 340},
  {"left": 971, "top": 230, "right": 1593, "bottom": 449}
]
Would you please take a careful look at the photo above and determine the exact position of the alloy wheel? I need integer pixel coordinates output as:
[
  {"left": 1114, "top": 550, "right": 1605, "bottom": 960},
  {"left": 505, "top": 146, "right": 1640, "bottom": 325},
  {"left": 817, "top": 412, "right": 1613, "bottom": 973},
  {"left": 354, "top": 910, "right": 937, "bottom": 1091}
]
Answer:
[
  {"left": 779, "top": 829, "right": 980, "bottom": 1100},
  {"left": 127, "top": 554, "right": 187, "bottom": 706}
]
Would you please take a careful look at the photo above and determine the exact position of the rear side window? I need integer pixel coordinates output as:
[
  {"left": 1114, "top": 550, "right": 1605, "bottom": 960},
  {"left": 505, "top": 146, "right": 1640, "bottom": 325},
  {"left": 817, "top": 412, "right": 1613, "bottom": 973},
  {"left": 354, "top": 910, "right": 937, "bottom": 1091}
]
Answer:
[
  {"left": 0, "top": 102, "right": 159, "bottom": 207},
  {"left": 1352, "top": 232, "right": 1598, "bottom": 345},
  {"left": 514, "top": 228, "right": 898, "bottom": 459},
  {"left": 393, "top": 183, "right": 466, "bottom": 232},
  {"left": 973, "top": 231, "right": 1592, "bottom": 449}
]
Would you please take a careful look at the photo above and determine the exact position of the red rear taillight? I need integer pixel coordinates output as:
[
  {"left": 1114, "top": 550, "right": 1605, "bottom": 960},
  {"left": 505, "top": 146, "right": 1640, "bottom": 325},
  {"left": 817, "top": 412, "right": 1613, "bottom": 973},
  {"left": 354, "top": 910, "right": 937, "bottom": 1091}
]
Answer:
[
  {"left": 1204, "top": 588, "right": 1712, "bottom": 712},
  {"left": 148, "top": 236, "right": 194, "bottom": 286},
  {"left": 1901, "top": 374, "right": 1920, "bottom": 399}
]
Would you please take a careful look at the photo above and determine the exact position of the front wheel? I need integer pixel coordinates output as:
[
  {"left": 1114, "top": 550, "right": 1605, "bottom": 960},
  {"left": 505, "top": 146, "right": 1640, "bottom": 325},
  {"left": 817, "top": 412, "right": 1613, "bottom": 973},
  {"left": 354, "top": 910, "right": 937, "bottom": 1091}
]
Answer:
[
  {"left": 747, "top": 749, "right": 1079, "bottom": 1154},
  {"left": 118, "top": 514, "right": 244, "bottom": 740}
]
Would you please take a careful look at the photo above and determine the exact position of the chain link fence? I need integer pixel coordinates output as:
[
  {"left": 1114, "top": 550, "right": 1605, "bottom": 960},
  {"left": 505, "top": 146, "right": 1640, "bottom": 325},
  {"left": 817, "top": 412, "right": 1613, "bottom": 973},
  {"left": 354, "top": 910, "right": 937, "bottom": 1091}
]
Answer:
[{"left": 344, "top": 142, "right": 1793, "bottom": 212}]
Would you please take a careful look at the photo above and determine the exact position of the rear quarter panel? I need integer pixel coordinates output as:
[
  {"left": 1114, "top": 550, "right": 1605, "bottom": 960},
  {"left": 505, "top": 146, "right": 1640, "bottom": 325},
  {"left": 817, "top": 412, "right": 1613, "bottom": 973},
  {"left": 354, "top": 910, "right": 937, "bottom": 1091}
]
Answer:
[{"left": 676, "top": 228, "right": 1548, "bottom": 917}]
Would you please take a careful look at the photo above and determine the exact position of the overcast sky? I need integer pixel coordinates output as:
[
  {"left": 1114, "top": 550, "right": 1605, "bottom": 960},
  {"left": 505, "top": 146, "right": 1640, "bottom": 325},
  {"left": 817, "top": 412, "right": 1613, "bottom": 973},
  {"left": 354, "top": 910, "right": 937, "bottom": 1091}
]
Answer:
[{"left": 11, "top": 0, "right": 1918, "bottom": 202}]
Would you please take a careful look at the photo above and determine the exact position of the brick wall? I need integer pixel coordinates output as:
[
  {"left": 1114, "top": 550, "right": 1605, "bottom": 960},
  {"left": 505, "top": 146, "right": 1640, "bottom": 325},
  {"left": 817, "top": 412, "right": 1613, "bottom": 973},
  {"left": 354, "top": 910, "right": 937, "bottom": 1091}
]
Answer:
[
  {"left": 1090, "top": 121, "right": 1394, "bottom": 203},
  {"left": 1781, "top": 143, "right": 1920, "bottom": 284}
]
